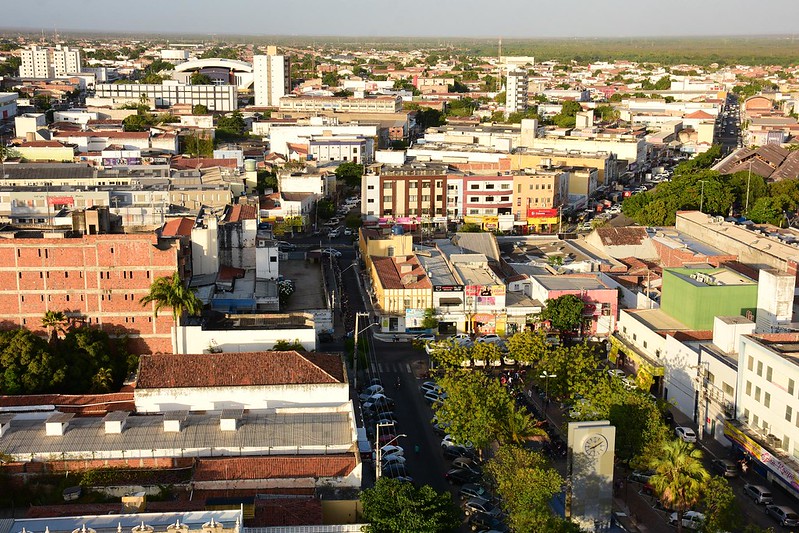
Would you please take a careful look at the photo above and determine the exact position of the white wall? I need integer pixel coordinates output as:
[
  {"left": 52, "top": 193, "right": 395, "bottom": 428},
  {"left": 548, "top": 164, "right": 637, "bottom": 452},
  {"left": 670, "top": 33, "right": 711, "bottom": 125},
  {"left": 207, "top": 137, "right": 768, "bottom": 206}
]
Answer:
[
  {"left": 134, "top": 381, "right": 347, "bottom": 412},
  {"left": 174, "top": 324, "right": 316, "bottom": 354},
  {"left": 662, "top": 335, "right": 700, "bottom": 419},
  {"left": 617, "top": 310, "right": 667, "bottom": 361}
]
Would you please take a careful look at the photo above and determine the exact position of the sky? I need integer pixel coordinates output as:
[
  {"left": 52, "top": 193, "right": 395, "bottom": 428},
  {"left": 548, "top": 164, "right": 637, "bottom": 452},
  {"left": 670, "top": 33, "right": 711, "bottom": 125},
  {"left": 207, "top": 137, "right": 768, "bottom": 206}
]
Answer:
[{"left": 4, "top": 0, "right": 799, "bottom": 39}]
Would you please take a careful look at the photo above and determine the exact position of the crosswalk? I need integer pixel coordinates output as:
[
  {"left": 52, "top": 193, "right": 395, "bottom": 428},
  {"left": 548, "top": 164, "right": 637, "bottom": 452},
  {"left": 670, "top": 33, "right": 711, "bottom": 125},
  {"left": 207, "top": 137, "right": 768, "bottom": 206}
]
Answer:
[{"left": 375, "top": 362, "right": 413, "bottom": 374}]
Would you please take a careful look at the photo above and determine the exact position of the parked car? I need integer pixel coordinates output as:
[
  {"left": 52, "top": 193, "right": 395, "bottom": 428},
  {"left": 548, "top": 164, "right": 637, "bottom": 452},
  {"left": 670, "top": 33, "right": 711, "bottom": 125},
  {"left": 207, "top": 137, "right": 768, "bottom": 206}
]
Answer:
[
  {"left": 452, "top": 457, "right": 482, "bottom": 476},
  {"left": 442, "top": 435, "right": 474, "bottom": 449},
  {"left": 460, "top": 483, "right": 491, "bottom": 501},
  {"left": 445, "top": 467, "right": 481, "bottom": 485},
  {"left": 443, "top": 444, "right": 478, "bottom": 461},
  {"left": 424, "top": 390, "right": 447, "bottom": 404},
  {"left": 711, "top": 458, "right": 739, "bottom": 478},
  {"left": 344, "top": 227, "right": 353, "bottom": 236},
  {"left": 381, "top": 455, "right": 406, "bottom": 468},
  {"left": 276, "top": 241, "right": 296, "bottom": 251},
  {"left": 360, "top": 392, "right": 388, "bottom": 404},
  {"left": 628, "top": 470, "right": 655, "bottom": 484},
  {"left": 475, "top": 334, "right": 502, "bottom": 344},
  {"left": 420, "top": 381, "right": 442, "bottom": 394},
  {"left": 744, "top": 483, "right": 774, "bottom": 505},
  {"left": 327, "top": 229, "right": 341, "bottom": 238},
  {"left": 675, "top": 426, "right": 697, "bottom": 443},
  {"left": 414, "top": 333, "right": 436, "bottom": 343},
  {"left": 463, "top": 497, "right": 501, "bottom": 517},
  {"left": 766, "top": 505, "right": 799, "bottom": 527},
  {"left": 359, "top": 384, "right": 384, "bottom": 400},
  {"left": 467, "top": 512, "right": 509, "bottom": 532},
  {"left": 668, "top": 510, "right": 705, "bottom": 530},
  {"left": 319, "top": 248, "right": 342, "bottom": 257},
  {"left": 382, "top": 464, "right": 410, "bottom": 478},
  {"left": 379, "top": 445, "right": 403, "bottom": 457}
]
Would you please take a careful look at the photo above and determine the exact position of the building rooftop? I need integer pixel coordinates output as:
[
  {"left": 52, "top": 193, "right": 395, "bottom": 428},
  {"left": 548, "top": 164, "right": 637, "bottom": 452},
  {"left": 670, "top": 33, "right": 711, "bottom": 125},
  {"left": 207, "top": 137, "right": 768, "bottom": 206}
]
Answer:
[
  {"left": 371, "top": 255, "right": 431, "bottom": 290},
  {"left": 666, "top": 266, "right": 757, "bottom": 287},
  {"left": 136, "top": 351, "right": 345, "bottom": 389},
  {"left": 0, "top": 408, "right": 353, "bottom": 457},
  {"left": 1, "top": 510, "right": 243, "bottom": 533},
  {"left": 534, "top": 274, "right": 611, "bottom": 292},
  {"left": 626, "top": 308, "right": 693, "bottom": 331},
  {"left": 413, "top": 246, "right": 459, "bottom": 287}
]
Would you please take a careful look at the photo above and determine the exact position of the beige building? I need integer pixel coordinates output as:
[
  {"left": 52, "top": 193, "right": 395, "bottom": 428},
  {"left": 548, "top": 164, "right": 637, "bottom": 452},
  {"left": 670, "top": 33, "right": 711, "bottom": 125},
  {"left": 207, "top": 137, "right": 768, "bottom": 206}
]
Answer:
[
  {"left": 511, "top": 149, "right": 618, "bottom": 185},
  {"left": 358, "top": 228, "right": 413, "bottom": 270},
  {"left": 13, "top": 140, "right": 75, "bottom": 162},
  {"left": 369, "top": 254, "right": 432, "bottom": 316},
  {"left": 279, "top": 95, "right": 402, "bottom": 114}
]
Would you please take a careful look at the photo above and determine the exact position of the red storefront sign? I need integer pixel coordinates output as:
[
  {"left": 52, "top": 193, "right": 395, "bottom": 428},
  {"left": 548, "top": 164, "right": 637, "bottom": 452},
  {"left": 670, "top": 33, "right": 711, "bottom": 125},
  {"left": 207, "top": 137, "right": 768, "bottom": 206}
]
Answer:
[{"left": 527, "top": 208, "right": 558, "bottom": 218}]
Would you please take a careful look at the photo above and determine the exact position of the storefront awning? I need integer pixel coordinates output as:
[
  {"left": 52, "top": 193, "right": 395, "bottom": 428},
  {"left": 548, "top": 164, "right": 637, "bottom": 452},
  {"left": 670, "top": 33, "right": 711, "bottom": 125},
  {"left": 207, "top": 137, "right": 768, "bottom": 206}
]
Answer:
[{"left": 439, "top": 298, "right": 463, "bottom": 306}]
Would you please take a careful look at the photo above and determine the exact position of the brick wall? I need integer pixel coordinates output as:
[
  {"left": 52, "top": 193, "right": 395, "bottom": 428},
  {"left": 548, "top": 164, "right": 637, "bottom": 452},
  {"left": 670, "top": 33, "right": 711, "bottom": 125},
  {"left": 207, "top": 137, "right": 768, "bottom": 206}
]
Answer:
[
  {"left": 653, "top": 239, "right": 737, "bottom": 269},
  {"left": 0, "top": 233, "right": 180, "bottom": 354}
]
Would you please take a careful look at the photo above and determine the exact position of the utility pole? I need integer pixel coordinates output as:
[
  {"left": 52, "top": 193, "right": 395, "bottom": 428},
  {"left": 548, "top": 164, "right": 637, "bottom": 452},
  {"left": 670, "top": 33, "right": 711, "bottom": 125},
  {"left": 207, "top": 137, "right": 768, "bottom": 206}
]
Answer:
[
  {"left": 353, "top": 311, "right": 370, "bottom": 391},
  {"left": 745, "top": 159, "right": 753, "bottom": 213},
  {"left": 698, "top": 180, "right": 707, "bottom": 213}
]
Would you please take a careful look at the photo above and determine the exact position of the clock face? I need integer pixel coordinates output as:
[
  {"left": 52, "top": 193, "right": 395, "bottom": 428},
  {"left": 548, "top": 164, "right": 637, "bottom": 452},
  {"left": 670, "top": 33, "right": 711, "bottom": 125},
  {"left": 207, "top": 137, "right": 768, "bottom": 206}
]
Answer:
[{"left": 582, "top": 434, "right": 609, "bottom": 458}]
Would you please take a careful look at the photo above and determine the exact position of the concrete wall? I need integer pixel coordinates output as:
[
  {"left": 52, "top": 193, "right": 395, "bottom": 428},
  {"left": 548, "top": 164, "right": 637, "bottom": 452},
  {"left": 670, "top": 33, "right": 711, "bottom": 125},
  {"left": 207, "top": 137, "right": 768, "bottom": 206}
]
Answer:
[
  {"left": 174, "top": 324, "right": 317, "bottom": 354},
  {"left": 662, "top": 335, "right": 700, "bottom": 420},
  {"left": 134, "top": 382, "right": 349, "bottom": 412}
]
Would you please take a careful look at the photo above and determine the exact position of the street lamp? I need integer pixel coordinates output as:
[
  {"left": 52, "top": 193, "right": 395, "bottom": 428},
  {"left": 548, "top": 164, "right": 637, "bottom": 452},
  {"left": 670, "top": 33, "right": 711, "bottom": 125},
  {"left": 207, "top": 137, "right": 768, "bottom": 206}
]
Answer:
[
  {"left": 540, "top": 370, "right": 557, "bottom": 412},
  {"left": 375, "top": 426, "right": 406, "bottom": 480}
]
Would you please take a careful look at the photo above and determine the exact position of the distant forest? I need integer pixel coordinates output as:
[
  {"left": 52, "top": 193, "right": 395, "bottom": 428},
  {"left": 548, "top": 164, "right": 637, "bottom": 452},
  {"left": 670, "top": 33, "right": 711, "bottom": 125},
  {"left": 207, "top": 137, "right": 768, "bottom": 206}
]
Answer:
[{"left": 1, "top": 30, "right": 798, "bottom": 66}]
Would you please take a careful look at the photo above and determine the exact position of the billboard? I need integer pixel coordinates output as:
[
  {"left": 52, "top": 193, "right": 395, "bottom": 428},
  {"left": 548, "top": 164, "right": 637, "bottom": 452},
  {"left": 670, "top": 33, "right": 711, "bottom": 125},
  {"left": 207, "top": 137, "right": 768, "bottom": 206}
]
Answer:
[
  {"left": 405, "top": 308, "right": 426, "bottom": 328},
  {"left": 528, "top": 208, "right": 558, "bottom": 218}
]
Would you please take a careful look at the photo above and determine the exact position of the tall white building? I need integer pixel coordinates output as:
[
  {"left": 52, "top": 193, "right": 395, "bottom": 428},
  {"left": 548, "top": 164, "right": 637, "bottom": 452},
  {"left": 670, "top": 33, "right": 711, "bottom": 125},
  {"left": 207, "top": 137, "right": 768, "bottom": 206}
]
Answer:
[
  {"left": 253, "top": 46, "right": 290, "bottom": 107},
  {"left": 506, "top": 69, "right": 528, "bottom": 116},
  {"left": 19, "top": 45, "right": 82, "bottom": 79}
]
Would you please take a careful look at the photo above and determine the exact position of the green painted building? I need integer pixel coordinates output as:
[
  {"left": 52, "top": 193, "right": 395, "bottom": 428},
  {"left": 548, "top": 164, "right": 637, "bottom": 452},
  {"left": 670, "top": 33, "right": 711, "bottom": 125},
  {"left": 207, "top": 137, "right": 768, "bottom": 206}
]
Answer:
[{"left": 660, "top": 267, "right": 758, "bottom": 330}]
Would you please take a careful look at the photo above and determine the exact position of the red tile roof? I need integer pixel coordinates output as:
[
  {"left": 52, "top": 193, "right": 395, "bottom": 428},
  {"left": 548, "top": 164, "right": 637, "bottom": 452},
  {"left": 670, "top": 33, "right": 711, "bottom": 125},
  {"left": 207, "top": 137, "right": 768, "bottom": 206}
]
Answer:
[
  {"left": 684, "top": 110, "right": 714, "bottom": 120},
  {"left": 171, "top": 158, "right": 238, "bottom": 170},
  {"left": 136, "top": 351, "right": 345, "bottom": 389},
  {"left": 193, "top": 455, "right": 357, "bottom": 482},
  {"left": 18, "top": 141, "right": 68, "bottom": 148},
  {"left": 371, "top": 255, "right": 431, "bottom": 290},
  {"left": 286, "top": 142, "right": 308, "bottom": 155},
  {"left": 161, "top": 217, "right": 194, "bottom": 237},
  {"left": 250, "top": 497, "right": 323, "bottom": 527},
  {"left": 0, "top": 392, "right": 135, "bottom": 415},
  {"left": 53, "top": 131, "right": 150, "bottom": 139},
  {"left": 226, "top": 204, "right": 257, "bottom": 223}
]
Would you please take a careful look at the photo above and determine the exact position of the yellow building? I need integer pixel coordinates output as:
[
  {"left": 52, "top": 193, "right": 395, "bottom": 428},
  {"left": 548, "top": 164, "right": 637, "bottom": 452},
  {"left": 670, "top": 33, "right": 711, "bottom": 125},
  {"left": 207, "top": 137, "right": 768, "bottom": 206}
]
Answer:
[
  {"left": 511, "top": 150, "right": 617, "bottom": 184},
  {"left": 369, "top": 254, "right": 432, "bottom": 329},
  {"left": 358, "top": 227, "right": 414, "bottom": 270},
  {"left": 14, "top": 140, "right": 75, "bottom": 162}
]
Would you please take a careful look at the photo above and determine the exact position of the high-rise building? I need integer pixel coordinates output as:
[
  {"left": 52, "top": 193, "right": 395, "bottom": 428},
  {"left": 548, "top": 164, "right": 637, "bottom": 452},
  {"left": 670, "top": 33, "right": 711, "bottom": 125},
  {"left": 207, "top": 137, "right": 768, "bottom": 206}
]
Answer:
[
  {"left": 253, "top": 46, "right": 290, "bottom": 107},
  {"left": 506, "top": 69, "right": 528, "bottom": 116},
  {"left": 19, "top": 45, "right": 82, "bottom": 79}
]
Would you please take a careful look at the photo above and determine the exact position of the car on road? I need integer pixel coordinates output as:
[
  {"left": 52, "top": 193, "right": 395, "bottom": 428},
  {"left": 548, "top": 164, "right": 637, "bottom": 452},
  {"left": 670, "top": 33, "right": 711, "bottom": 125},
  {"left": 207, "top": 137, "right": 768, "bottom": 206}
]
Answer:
[
  {"left": 467, "top": 512, "right": 509, "bottom": 532},
  {"left": 668, "top": 510, "right": 705, "bottom": 530},
  {"left": 420, "top": 380, "right": 442, "bottom": 394},
  {"left": 744, "top": 483, "right": 773, "bottom": 505},
  {"left": 443, "top": 444, "right": 478, "bottom": 461},
  {"left": 414, "top": 333, "right": 436, "bottom": 343},
  {"left": 463, "top": 497, "right": 501, "bottom": 517},
  {"left": 276, "top": 241, "right": 296, "bottom": 251},
  {"left": 359, "top": 384, "right": 384, "bottom": 400},
  {"left": 675, "top": 426, "right": 697, "bottom": 443},
  {"left": 710, "top": 458, "right": 739, "bottom": 478},
  {"left": 460, "top": 483, "right": 491, "bottom": 501},
  {"left": 327, "top": 228, "right": 341, "bottom": 239},
  {"left": 475, "top": 334, "right": 502, "bottom": 344},
  {"left": 360, "top": 392, "right": 388, "bottom": 404},
  {"left": 452, "top": 457, "right": 482, "bottom": 476},
  {"left": 766, "top": 505, "right": 799, "bottom": 527},
  {"left": 445, "top": 467, "right": 481, "bottom": 485},
  {"left": 344, "top": 227, "right": 353, "bottom": 236},
  {"left": 318, "top": 248, "right": 342, "bottom": 257},
  {"left": 363, "top": 396, "right": 395, "bottom": 411},
  {"left": 379, "top": 444, "right": 403, "bottom": 457},
  {"left": 628, "top": 470, "right": 654, "bottom": 484}
]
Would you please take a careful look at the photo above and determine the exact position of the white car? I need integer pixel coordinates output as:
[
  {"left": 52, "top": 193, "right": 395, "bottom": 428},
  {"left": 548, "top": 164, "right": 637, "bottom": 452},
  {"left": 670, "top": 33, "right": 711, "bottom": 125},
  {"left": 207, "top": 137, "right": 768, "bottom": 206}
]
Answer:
[
  {"left": 344, "top": 227, "right": 353, "bottom": 236},
  {"left": 675, "top": 426, "right": 697, "bottom": 443},
  {"left": 475, "top": 334, "right": 502, "bottom": 344},
  {"left": 420, "top": 381, "right": 442, "bottom": 394},
  {"left": 380, "top": 444, "right": 404, "bottom": 457},
  {"left": 668, "top": 511, "right": 705, "bottom": 530},
  {"left": 359, "top": 384, "right": 384, "bottom": 400},
  {"left": 319, "top": 248, "right": 342, "bottom": 257}
]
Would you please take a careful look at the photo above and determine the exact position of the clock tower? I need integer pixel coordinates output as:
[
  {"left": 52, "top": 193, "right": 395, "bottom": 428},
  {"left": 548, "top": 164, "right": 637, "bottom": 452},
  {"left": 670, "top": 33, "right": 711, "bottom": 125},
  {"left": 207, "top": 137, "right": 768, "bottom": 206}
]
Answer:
[{"left": 567, "top": 420, "right": 616, "bottom": 532}]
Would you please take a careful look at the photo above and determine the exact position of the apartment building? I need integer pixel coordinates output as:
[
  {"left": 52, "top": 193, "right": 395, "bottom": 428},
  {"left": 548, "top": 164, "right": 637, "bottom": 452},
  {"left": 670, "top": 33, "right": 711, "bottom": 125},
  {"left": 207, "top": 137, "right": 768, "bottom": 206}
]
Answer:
[
  {"left": 462, "top": 175, "right": 514, "bottom": 226},
  {"left": 95, "top": 83, "right": 237, "bottom": 112},
  {"left": 19, "top": 45, "right": 81, "bottom": 79},
  {"left": 253, "top": 47, "right": 291, "bottom": 107},
  {"left": 361, "top": 163, "right": 450, "bottom": 221},
  {"left": 506, "top": 69, "right": 528, "bottom": 115},
  {"left": 512, "top": 168, "right": 569, "bottom": 232},
  {"left": 0, "top": 231, "right": 183, "bottom": 354}
]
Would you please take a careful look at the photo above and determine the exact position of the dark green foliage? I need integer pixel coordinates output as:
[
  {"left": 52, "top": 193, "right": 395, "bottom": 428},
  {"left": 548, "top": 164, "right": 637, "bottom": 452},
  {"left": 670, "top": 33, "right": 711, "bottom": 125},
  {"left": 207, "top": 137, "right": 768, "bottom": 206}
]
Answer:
[
  {"left": 361, "top": 478, "right": 461, "bottom": 533},
  {"left": 540, "top": 294, "right": 584, "bottom": 333},
  {"left": 190, "top": 72, "right": 213, "bottom": 85},
  {"left": 316, "top": 199, "right": 335, "bottom": 220},
  {"left": 345, "top": 213, "right": 363, "bottom": 229},
  {"left": 257, "top": 170, "right": 278, "bottom": 193},
  {"left": 334, "top": 161, "right": 364, "bottom": 188},
  {"left": 0, "top": 326, "right": 131, "bottom": 395},
  {"left": 216, "top": 110, "right": 247, "bottom": 139},
  {"left": 200, "top": 47, "right": 241, "bottom": 60},
  {"left": 192, "top": 104, "right": 209, "bottom": 115}
]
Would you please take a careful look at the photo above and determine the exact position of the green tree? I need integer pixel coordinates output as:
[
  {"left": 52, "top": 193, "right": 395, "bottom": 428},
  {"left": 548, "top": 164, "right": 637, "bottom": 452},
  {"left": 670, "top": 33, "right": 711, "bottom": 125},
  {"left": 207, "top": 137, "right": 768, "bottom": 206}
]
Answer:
[
  {"left": 361, "top": 477, "right": 461, "bottom": 533},
  {"left": 0, "top": 328, "right": 66, "bottom": 394},
  {"left": 334, "top": 161, "right": 364, "bottom": 188},
  {"left": 429, "top": 339, "right": 473, "bottom": 369},
  {"left": 649, "top": 439, "right": 709, "bottom": 533},
  {"left": 420, "top": 308, "right": 439, "bottom": 330},
  {"left": 769, "top": 179, "right": 799, "bottom": 204},
  {"left": 192, "top": 104, "right": 209, "bottom": 115},
  {"left": 140, "top": 273, "right": 203, "bottom": 351},
  {"left": 485, "top": 446, "right": 570, "bottom": 532},
  {"left": 216, "top": 110, "right": 247, "bottom": 139},
  {"left": 315, "top": 199, "right": 335, "bottom": 220},
  {"left": 506, "top": 329, "right": 551, "bottom": 369},
  {"left": 435, "top": 370, "right": 512, "bottom": 453},
  {"left": 272, "top": 339, "right": 304, "bottom": 351},
  {"left": 448, "top": 80, "right": 469, "bottom": 93},
  {"left": 595, "top": 104, "right": 620, "bottom": 122},
  {"left": 41, "top": 310, "right": 68, "bottom": 343},
  {"left": 459, "top": 222, "right": 482, "bottom": 232},
  {"left": 322, "top": 72, "right": 341, "bottom": 87},
  {"left": 190, "top": 72, "right": 213, "bottom": 85},
  {"left": 748, "top": 194, "right": 795, "bottom": 226},
  {"left": 700, "top": 476, "right": 742, "bottom": 533},
  {"left": 140, "top": 71, "right": 167, "bottom": 84},
  {"left": 540, "top": 294, "right": 585, "bottom": 333}
]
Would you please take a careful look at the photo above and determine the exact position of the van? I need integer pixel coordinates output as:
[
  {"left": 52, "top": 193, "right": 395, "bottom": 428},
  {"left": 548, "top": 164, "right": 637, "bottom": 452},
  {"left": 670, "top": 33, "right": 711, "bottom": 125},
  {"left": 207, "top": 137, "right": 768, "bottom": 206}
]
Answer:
[{"left": 744, "top": 483, "right": 773, "bottom": 505}]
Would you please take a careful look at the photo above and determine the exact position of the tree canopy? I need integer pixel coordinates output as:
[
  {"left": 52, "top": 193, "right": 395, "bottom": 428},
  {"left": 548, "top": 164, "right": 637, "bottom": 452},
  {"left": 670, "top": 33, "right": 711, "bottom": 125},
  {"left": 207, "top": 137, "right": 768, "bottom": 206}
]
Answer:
[
  {"left": 361, "top": 478, "right": 461, "bottom": 533},
  {"left": 334, "top": 161, "right": 364, "bottom": 188},
  {"left": 649, "top": 439, "right": 709, "bottom": 533},
  {"left": 540, "top": 294, "right": 585, "bottom": 333}
]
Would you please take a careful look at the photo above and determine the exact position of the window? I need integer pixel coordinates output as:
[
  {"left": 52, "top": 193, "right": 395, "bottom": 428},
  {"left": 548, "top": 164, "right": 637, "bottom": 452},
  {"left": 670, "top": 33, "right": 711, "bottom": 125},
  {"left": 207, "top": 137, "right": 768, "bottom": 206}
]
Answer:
[
  {"left": 270, "top": 256, "right": 277, "bottom": 263},
  {"left": 787, "top": 406, "right": 793, "bottom": 422},
  {"left": 743, "top": 408, "right": 750, "bottom": 423},
  {"left": 436, "top": 195, "right": 443, "bottom": 201},
  {"left": 745, "top": 381, "right": 752, "bottom": 395},
  {"left": 791, "top": 379, "right": 796, "bottom": 395},
  {"left": 517, "top": 199, "right": 521, "bottom": 206},
  {"left": 486, "top": 196, "right": 494, "bottom": 202},
  {"left": 408, "top": 195, "right": 417, "bottom": 202},
  {"left": 747, "top": 356, "right": 754, "bottom": 371},
  {"left": 757, "top": 361, "right": 763, "bottom": 377},
  {"left": 643, "top": 341, "right": 648, "bottom": 349},
  {"left": 766, "top": 366, "right": 773, "bottom": 382},
  {"left": 764, "top": 392, "right": 771, "bottom": 408},
  {"left": 723, "top": 382, "right": 734, "bottom": 396},
  {"left": 470, "top": 184, "right": 479, "bottom": 190},
  {"left": 409, "top": 182, "right": 418, "bottom": 189},
  {"left": 383, "top": 182, "right": 392, "bottom": 189},
  {"left": 435, "top": 181, "right": 442, "bottom": 188},
  {"left": 421, "top": 195, "right": 430, "bottom": 202},
  {"left": 470, "top": 197, "right": 480, "bottom": 202},
  {"left": 706, "top": 371, "right": 715, "bottom": 384},
  {"left": 517, "top": 184, "right": 521, "bottom": 193},
  {"left": 783, "top": 436, "right": 790, "bottom": 451},
  {"left": 752, "top": 414, "right": 759, "bottom": 426},
  {"left": 754, "top": 386, "right": 761, "bottom": 402},
  {"left": 486, "top": 183, "right": 495, "bottom": 190},
  {"left": 500, "top": 196, "right": 509, "bottom": 201},
  {"left": 632, "top": 333, "right": 637, "bottom": 341},
  {"left": 383, "top": 196, "right": 393, "bottom": 202},
  {"left": 501, "top": 183, "right": 510, "bottom": 190}
]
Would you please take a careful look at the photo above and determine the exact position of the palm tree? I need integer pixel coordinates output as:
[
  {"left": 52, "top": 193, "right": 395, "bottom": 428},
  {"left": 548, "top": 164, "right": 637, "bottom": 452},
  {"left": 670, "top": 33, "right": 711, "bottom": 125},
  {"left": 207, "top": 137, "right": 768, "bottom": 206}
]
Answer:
[
  {"left": 140, "top": 273, "right": 203, "bottom": 352},
  {"left": 41, "top": 310, "right": 68, "bottom": 343},
  {"left": 497, "top": 406, "right": 546, "bottom": 446},
  {"left": 649, "top": 439, "right": 709, "bottom": 533}
]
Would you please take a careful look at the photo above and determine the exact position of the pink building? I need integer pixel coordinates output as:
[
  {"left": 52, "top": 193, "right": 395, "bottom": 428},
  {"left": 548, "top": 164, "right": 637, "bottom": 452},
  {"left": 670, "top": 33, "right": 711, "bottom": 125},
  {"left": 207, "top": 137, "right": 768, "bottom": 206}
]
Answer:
[{"left": 529, "top": 274, "right": 618, "bottom": 336}]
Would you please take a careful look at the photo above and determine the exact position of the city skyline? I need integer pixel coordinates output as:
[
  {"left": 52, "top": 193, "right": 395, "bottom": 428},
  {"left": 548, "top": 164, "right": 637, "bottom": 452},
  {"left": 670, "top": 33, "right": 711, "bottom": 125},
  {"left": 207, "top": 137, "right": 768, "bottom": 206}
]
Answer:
[{"left": 2, "top": 0, "right": 799, "bottom": 39}]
